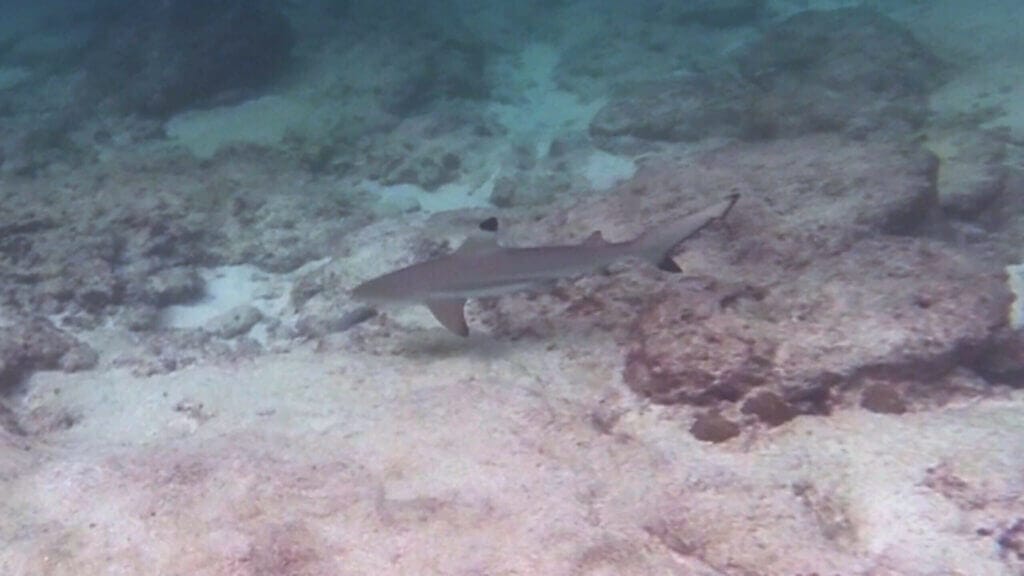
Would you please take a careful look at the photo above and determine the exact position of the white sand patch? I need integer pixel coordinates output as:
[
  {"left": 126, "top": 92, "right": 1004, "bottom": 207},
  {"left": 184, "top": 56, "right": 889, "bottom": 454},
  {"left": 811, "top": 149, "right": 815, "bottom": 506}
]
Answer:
[
  {"left": 165, "top": 95, "right": 328, "bottom": 159},
  {"left": 3, "top": 343, "right": 1023, "bottom": 574},
  {"left": 583, "top": 150, "right": 637, "bottom": 190},
  {"left": 159, "top": 262, "right": 321, "bottom": 336},
  {"left": 162, "top": 265, "right": 270, "bottom": 329},
  {"left": 929, "top": 60, "right": 1024, "bottom": 140},
  {"left": 488, "top": 43, "right": 605, "bottom": 156},
  {"left": 360, "top": 179, "right": 493, "bottom": 215}
]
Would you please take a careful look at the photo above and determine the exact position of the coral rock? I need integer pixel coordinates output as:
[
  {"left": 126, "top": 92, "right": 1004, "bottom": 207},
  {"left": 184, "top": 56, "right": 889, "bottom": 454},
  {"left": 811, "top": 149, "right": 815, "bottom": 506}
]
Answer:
[{"left": 0, "top": 317, "right": 96, "bottom": 390}]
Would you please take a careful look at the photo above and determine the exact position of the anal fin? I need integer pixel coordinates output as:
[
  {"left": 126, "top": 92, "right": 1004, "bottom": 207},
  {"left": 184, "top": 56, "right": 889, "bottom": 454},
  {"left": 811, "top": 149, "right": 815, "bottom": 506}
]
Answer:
[{"left": 425, "top": 299, "right": 469, "bottom": 336}]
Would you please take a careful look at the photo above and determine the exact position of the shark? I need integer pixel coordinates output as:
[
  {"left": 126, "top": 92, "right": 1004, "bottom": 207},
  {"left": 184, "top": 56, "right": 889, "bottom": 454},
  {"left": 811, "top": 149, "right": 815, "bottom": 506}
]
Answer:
[{"left": 351, "top": 194, "right": 739, "bottom": 336}]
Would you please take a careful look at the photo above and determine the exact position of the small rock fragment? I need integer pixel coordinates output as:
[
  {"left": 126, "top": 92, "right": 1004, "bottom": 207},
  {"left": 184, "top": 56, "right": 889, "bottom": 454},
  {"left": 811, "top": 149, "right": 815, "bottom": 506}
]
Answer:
[
  {"left": 860, "top": 383, "right": 907, "bottom": 415},
  {"left": 144, "top": 266, "right": 203, "bottom": 306},
  {"left": 206, "top": 305, "right": 263, "bottom": 338},
  {"left": 0, "top": 402, "right": 24, "bottom": 436},
  {"left": 59, "top": 344, "right": 100, "bottom": 373},
  {"left": 741, "top": 391, "right": 797, "bottom": 426},
  {"left": 296, "top": 306, "right": 377, "bottom": 338},
  {"left": 120, "top": 305, "right": 161, "bottom": 332},
  {"left": 690, "top": 412, "right": 741, "bottom": 443},
  {"left": 489, "top": 176, "right": 518, "bottom": 207},
  {"left": 974, "top": 330, "right": 1024, "bottom": 385},
  {"left": 290, "top": 272, "right": 325, "bottom": 309},
  {"left": 998, "top": 519, "right": 1024, "bottom": 561},
  {"left": 933, "top": 130, "right": 1007, "bottom": 218},
  {"left": 0, "top": 317, "right": 81, "bottom": 389}
]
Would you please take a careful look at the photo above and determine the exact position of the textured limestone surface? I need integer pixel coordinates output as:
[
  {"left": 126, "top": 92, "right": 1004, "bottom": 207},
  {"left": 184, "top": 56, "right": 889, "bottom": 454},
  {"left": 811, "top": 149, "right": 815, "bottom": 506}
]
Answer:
[{"left": 2, "top": 346, "right": 1023, "bottom": 575}]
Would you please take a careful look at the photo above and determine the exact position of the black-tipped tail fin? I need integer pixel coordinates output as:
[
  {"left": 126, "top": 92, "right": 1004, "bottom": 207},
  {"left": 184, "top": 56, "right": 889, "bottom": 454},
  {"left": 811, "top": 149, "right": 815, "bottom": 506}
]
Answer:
[
  {"left": 634, "top": 194, "right": 738, "bottom": 271},
  {"left": 657, "top": 256, "right": 683, "bottom": 273}
]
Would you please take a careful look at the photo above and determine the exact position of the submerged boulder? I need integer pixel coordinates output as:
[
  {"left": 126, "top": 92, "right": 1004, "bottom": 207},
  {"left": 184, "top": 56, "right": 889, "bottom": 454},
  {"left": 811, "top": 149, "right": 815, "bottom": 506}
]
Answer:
[
  {"left": 624, "top": 238, "right": 1010, "bottom": 413},
  {"left": 475, "top": 135, "right": 1012, "bottom": 437},
  {"left": 84, "top": 0, "right": 295, "bottom": 117},
  {"left": 379, "top": 39, "right": 492, "bottom": 117},
  {"left": 734, "top": 7, "right": 947, "bottom": 138},
  {"left": 0, "top": 317, "right": 98, "bottom": 391},
  {"left": 591, "top": 7, "right": 947, "bottom": 149},
  {"left": 590, "top": 74, "right": 755, "bottom": 146},
  {"left": 930, "top": 129, "right": 1009, "bottom": 218}
]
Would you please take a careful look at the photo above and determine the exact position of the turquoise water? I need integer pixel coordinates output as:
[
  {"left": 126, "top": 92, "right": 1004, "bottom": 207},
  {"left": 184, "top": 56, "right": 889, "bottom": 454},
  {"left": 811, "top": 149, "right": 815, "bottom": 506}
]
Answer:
[{"left": 1, "top": 1, "right": 1023, "bottom": 574}]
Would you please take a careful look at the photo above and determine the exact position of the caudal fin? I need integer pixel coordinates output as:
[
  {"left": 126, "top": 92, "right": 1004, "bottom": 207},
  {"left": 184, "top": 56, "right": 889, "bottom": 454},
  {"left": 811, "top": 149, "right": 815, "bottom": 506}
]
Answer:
[{"left": 634, "top": 194, "right": 738, "bottom": 271}]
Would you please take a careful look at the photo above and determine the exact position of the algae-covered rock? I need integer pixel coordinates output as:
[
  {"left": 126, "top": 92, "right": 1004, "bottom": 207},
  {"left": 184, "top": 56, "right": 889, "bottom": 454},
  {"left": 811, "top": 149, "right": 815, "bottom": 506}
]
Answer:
[
  {"left": 0, "top": 317, "right": 97, "bottom": 390},
  {"left": 83, "top": 0, "right": 295, "bottom": 117},
  {"left": 591, "top": 7, "right": 948, "bottom": 149}
]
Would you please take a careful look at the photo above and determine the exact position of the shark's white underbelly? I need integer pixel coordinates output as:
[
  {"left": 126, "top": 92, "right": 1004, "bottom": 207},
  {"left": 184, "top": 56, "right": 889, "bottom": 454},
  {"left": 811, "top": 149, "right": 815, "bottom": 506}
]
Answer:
[{"left": 431, "top": 280, "right": 547, "bottom": 300}]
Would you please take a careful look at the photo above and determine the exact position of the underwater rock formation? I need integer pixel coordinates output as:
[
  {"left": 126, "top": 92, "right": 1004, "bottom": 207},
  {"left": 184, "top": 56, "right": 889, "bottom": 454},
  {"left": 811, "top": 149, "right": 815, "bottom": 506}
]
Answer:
[
  {"left": 590, "top": 74, "right": 755, "bottom": 147},
  {"left": 379, "top": 39, "right": 492, "bottom": 117},
  {"left": 0, "top": 401, "right": 22, "bottom": 436},
  {"left": 0, "top": 317, "right": 97, "bottom": 391},
  {"left": 476, "top": 135, "right": 1014, "bottom": 437},
  {"left": 624, "top": 238, "right": 1010, "bottom": 413},
  {"left": 931, "top": 129, "right": 1009, "bottom": 218},
  {"left": 359, "top": 107, "right": 502, "bottom": 191},
  {"left": 591, "top": 7, "right": 947, "bottom": 149},
  {"left": 0, "top": 195, "right": 208, "bottom": 319},
  {"left": 141, "top": 266, "right": 204, "bottom": 307},
  {"left": 83, "top": 0, "right": 295, "bottom": 117},
  {"left": 734, "top": 7, "right": 947, "bottom": 138},
  {"left": 206, "top": 304, "right": 263, "bottom": 339},
  {"left": 0, "top": 148, "right": 364, "bottom": 336}
]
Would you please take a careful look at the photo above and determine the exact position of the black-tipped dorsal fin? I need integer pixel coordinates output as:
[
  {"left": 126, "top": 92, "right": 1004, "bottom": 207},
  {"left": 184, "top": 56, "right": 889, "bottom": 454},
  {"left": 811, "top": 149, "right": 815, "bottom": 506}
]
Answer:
[
  {"left": 426, "top": 299, "right": 469, "bottom": 336},
  {"left": 478, "top": 216, "right": 499, "bottom": 232},
  {"left": 456, "top": 235, "right": 500, "bottom": 254},
  {"left": 583, "top": 231, "right": 607, "bottom": 246}
]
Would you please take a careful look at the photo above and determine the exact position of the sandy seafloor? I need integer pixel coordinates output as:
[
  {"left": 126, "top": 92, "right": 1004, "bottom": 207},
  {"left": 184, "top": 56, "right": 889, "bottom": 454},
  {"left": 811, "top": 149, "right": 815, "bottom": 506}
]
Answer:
[{"left": 2, "top": 0, "right": 1024, "bottom": 574}]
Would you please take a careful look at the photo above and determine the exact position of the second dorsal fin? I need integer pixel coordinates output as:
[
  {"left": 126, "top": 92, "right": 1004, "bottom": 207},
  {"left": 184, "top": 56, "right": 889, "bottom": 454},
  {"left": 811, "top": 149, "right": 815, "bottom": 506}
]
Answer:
[{"left": 583, "top": 231, "right": 607, "bottom": 246}]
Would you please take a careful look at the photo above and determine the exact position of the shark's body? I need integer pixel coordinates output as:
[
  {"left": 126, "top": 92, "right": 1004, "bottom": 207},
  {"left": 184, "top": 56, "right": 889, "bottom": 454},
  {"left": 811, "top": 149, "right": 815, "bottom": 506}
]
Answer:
[{"left": 351, "top": 195, "right": 738, "bottom": 336}]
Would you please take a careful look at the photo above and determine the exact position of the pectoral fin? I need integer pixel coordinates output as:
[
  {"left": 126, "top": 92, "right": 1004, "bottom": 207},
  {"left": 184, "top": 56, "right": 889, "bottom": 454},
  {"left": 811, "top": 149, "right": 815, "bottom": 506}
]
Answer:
[{"left": 426, "top": 299, "right": 469, "bottom": 336}]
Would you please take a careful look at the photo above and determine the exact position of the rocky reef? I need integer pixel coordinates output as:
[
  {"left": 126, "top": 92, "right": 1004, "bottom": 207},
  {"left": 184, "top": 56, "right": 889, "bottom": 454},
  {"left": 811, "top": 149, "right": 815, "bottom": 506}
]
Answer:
[{"left": 473, "top": 134, "right": 1019, "bottom": 440}]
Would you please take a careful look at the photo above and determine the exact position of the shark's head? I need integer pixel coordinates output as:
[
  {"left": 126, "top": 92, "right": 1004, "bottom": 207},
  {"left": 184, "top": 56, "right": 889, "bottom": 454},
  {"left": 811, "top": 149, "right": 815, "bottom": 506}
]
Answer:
[{"left": 351, "top": 265, "right": 429, "bottom": 304}]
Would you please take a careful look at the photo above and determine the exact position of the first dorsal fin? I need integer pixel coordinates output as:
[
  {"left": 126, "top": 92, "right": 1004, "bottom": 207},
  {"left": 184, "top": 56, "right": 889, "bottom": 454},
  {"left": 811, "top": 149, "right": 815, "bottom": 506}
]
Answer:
[
  {"left": 456, "top": 234, "right": 500, "bottom": 254},
  {"left": 425, "top": 299, "right": 469, "bottom": 336},
  {"left": 478, "top": 216, "right": 499, "bottom": 232}
]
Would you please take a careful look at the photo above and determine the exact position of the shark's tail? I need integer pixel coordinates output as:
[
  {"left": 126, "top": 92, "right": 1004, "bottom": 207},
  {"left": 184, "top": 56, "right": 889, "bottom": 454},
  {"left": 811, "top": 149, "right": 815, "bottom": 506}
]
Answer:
[{"left": 632, "top": 194, "right": 739, "bottom": 272}]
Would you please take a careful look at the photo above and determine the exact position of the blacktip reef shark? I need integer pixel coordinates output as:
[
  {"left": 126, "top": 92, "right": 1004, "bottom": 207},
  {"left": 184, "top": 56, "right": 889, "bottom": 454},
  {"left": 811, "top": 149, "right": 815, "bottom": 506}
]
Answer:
[{"left": 351, "top": 194, "right": 739, "bottom": 336}]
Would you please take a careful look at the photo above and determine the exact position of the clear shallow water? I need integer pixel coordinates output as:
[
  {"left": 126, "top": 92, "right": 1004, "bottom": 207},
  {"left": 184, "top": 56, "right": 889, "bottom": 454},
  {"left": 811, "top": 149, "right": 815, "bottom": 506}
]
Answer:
[{"left": 1, "top": 1, "right": 1023, "bottom": 574}]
